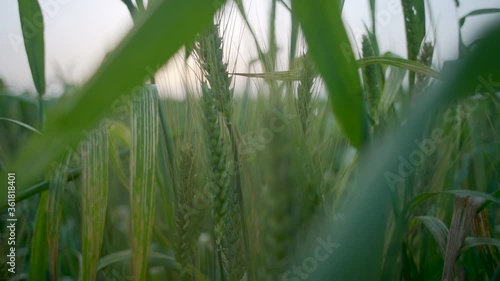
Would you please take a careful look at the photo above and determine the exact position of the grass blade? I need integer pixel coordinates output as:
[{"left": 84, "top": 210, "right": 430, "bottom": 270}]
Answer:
[
  {"left": 357, "top": 56, "right": 440, "bottom": 79},
  {"left": 97, "top": 250, "right": 178, "bottom": 271},
  {"left": 17, "top": 0, "right": 45, "bottom": 95},
  {"left": 460, "top": 9, "right": 500, "bottom": 28},
  {"left": 0, "top": 117, "right": 41, "bottom": 134},
  {"left": 461, "top": 237, "right": 500, "bottom": 254},
  {"left": 28, "top": 192, "right": 49, "bottom": 281}
]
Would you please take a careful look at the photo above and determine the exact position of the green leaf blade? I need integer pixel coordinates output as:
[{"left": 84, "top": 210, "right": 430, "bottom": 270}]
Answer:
[
  {"left": 18, "top": 0, "right": 45, "bottom": 95},
  {"left": 0, "top": 0, "right": 224, "bottom": 208},
  {"left": 292, "top": 0, "right": 368, "bottom": 149},
  {"left": 28, "top": 192, "right": 49, "bottom": 281}
]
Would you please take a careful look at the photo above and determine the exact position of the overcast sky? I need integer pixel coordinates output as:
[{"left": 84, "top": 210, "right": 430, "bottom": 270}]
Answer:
[{"left": 1, "top": 0, "right": 499, "bottom": 96}]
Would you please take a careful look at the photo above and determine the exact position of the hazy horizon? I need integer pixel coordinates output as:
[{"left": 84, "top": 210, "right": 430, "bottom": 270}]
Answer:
[{"left": 1, "top": 0, "right": 499, "bottom": 97}]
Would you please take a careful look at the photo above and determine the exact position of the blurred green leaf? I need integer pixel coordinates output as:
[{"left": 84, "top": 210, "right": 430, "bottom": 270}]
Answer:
[
  {"left": 28, "top": 192, "right": 49, "bottom": 281},
  {"left": 303, "top": 23, "right": 500, "bottom": 281},
  {"left": 0, "top": 0, "right": 224, "bottom": 208},
  {"left": 18, "top": 0, "right": 45, "bottom": 95},
  {"left": 292, "top": 0, "right": 368, "bottom": 149}
]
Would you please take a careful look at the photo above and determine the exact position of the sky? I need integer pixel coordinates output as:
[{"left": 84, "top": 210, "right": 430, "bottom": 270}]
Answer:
[{"left": 1, "top": 0, "right": 499, "bottom": 96}]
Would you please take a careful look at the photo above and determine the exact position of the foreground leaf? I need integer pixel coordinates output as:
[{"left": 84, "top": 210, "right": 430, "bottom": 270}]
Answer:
[
  {"left": 302, "top": 24, "right": 500, "bottom": 281},
  {"left": 0, "top": 0, "right": 224, "bottom": 208}
]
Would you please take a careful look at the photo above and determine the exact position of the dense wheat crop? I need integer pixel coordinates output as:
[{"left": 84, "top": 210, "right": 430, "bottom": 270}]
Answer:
[{"left": 0, "top": 0, "right": 500, "bottom": 281}]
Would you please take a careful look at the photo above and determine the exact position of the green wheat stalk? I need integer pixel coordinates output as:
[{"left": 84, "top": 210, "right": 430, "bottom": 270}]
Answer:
[{"left": 197, "top": 22, "right": 247, "bottom": 280}]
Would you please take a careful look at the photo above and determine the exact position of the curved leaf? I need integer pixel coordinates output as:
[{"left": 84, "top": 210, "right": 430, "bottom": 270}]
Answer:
[
  {"left": 415, "top": 216, "right": 449, "bottom": 257},
  {"left": 406, "top": 189, "right": 500, "bottom": 216},
  {"left": 0, "top": 117, "right": 41, "bottom": 134},
  {"left": 357, "top": 57, "right": 440, "bottom": 79},
  {"left": 460, "top": 237, "right": 500, "bottom": 254},
  {"left": 97, "top": 250, "right": 178, "bottom": 271},
  {"left": 460, "top": 9, "right": 500, "bottom": 28}
]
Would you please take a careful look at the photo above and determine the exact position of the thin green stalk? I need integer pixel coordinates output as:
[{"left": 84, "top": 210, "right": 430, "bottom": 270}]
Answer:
[{"left": 38, "top": 95, "right": 43, "bottom": 130}]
